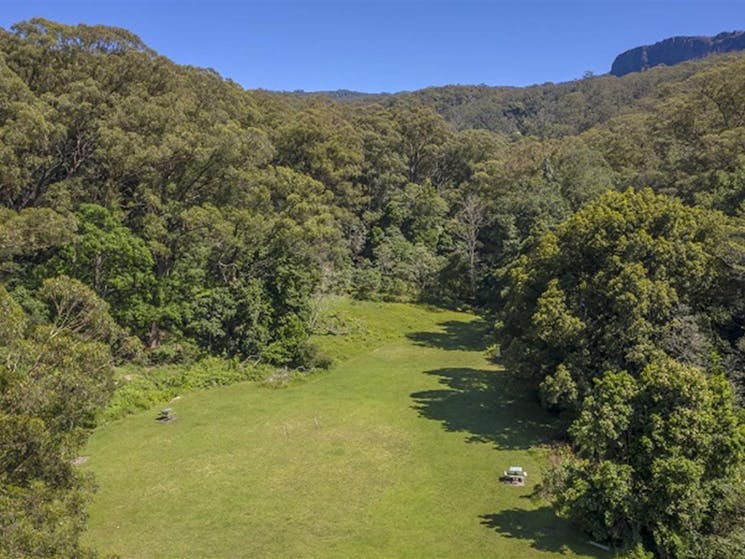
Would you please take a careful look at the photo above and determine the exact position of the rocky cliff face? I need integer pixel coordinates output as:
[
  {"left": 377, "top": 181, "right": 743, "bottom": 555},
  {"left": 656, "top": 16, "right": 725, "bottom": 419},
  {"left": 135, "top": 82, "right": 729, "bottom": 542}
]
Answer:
[{"left": 611, "top": 31, "right": 745, "bottom": 77}]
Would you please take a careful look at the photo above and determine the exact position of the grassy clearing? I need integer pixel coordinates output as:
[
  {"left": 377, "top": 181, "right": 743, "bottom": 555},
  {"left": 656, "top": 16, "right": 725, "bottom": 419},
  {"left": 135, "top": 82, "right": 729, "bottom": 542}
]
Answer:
[{"left": 82, "top": 299, "right": 605, "bottom": 558}]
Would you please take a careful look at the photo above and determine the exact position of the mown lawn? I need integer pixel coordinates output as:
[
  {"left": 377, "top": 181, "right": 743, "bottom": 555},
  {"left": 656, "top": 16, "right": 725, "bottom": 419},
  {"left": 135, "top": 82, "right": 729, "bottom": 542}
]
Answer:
[{"left": 82, "top": 299, "right": 605, "bottom": 558}]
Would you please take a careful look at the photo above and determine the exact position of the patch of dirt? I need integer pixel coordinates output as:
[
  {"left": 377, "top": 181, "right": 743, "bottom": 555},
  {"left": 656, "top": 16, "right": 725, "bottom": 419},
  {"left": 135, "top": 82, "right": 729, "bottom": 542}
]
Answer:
[{"left": 72, "top": 456, "right": 89, "bottom": 466}]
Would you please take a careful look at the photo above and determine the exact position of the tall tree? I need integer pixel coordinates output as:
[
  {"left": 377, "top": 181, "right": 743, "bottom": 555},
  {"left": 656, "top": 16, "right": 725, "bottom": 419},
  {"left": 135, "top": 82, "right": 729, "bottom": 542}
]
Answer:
[
  {"left": 547, "top": 359, "right": 745, "bottom": 558},
  {"left": 0, "top": 279, "right": 115, "bottom": 558}
]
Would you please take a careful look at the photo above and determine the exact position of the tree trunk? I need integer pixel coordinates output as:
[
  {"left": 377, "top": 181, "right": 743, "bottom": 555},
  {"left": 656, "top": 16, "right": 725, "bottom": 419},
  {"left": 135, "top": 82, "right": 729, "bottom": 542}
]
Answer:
[{"left": 149, "top": 321, "right": 161, "bottom": 349}]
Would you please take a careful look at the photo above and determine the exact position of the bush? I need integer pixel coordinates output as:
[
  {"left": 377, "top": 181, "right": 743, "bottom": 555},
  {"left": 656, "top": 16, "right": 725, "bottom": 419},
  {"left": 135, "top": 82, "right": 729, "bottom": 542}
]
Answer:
[
  {"left": 101, "top": 357, "right": 273, "bottom": 422},
  {"left": 103, "top": 375, "right": 175, "bottom": 422},
  {"left": 113, "top": 333, "right": 147, "bottom": 365},
  {"left": 147, "top": 338, "right": 202, "bottom": 365},
  {"left": 179, "top": 357, "right": 270, "bottom": 390},
  {"left": 616, "top": 544, "right": 654, "bottom": 559},
  {"left": 352, "top": 265, "right": 382, "bottom": 300},
  {"left": 311, "top": 351, "right": 333, "bottom": 370}
]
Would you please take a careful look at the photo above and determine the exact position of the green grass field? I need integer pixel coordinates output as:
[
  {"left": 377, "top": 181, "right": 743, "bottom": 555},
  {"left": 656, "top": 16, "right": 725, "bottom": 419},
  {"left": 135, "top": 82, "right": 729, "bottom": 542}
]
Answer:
[{"left": 82, "top": 299, "right": 606, "bottom": 558}]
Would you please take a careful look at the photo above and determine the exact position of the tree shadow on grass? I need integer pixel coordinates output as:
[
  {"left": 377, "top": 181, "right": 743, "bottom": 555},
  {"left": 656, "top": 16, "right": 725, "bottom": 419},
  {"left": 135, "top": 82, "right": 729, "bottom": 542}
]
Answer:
[
  {"left": 410, "top": 367, "right": 559, "bottom": 450},
  {"left": 406, "top": 319, "right": 491, "bottom": 352},
  {"left": 480, "top": 507, "right": 600, "bottom": 556}
]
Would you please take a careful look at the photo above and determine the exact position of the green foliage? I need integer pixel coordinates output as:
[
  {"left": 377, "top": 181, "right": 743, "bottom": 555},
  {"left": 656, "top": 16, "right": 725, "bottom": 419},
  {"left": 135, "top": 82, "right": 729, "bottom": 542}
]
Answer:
[
  {"left": 501, "top": 188, "right": 733, "bottom": 395},
  {"left": 41, "top": 204, "right": 156, "bottom": 332},
  {"left": 103, "top": 374, "right": 173, "bottom": 421},
  {"left": 102, "top": 357, "right": 275, "bottom": 422},
  {"left": 373, "top": 229, "right": 443, "bottom": 300},
  {"left": 0, "top": 207, "right": 76, "bottom": 260},
  {"left": 39, "top": 275, "right": 120, "bottom": 345},
  {"left": 272, "top": 104, "right": 364, "bottom": 209},
  {"left": 0, "top": 281, "right": 115, "bottom": 558},
  {"left": 539, "top": 364, "right": 580, "bottom": 413},
  {"left": 547, "top": 360, "right": 745, "bottom": 558},
  {"left": 406, "top": 56, "right": 716, "bottom": 137},
  {"left": 615, "top": 543, "right": 654, "bottom": 559},
  {"left": 351, "top": 264, "right": 383, "bottom": 299},
  {"left": 532, "top": 280, "right": 586, "bottom": 347},
  {"left": 0, "top": 480, "right": 97, "bottom": 559},
  {"left": 502, "top": 188, "right": 745, "bottom": 555},
  {"left": 569, "top": 371, "right": 637, "bottom": 460}
]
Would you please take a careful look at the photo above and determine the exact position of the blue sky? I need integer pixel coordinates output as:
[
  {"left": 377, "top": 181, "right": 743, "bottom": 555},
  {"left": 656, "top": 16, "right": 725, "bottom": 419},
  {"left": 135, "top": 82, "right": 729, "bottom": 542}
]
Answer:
[{"left": 1, "top": 1, "right": 743, "bottom": 92}]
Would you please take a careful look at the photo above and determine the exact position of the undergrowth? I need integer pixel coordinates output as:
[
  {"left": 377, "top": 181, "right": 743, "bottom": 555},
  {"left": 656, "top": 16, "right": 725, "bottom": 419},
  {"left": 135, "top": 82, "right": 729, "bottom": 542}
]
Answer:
[{"left": 102, "top": 357, "right": 276, "bottom": 422}]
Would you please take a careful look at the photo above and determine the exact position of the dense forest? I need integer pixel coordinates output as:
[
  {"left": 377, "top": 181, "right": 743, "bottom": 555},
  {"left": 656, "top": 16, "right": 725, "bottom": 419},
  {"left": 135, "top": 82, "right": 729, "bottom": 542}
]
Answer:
[{"left": 1, "top": 18, "right": 744, "bottom": 559}]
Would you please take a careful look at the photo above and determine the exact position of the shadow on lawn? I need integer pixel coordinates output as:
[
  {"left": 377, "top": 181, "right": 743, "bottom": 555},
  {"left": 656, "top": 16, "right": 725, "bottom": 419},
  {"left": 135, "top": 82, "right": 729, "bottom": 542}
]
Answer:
[
  {"left": 406, "top": 319, "right": 491, "bottom": 352},
  {"left": 480, "top": 507, "right": 597, "bottom": 556},
  {"left": 410, "top": 367, "right": 557, "bottom": 450}
]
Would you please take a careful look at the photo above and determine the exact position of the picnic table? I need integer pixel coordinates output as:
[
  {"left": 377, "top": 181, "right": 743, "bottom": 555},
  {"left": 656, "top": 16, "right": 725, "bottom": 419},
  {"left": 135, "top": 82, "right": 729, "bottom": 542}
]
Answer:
[{"left": 501, "top": 466, "right": 527, "bottom": 486}]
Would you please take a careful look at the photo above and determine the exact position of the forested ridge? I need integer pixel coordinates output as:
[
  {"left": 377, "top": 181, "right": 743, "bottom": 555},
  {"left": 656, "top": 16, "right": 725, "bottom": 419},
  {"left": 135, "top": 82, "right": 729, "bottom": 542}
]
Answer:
[{"left": 1, "top": 18, "right": 744, "bottom": 558}]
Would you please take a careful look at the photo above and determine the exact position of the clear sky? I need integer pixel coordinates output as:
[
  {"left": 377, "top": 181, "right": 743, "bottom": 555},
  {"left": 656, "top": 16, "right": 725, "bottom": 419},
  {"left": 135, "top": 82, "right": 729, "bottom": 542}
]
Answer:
[{"left": 0, "top": 0, "right": 743, "bottom": 92}]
